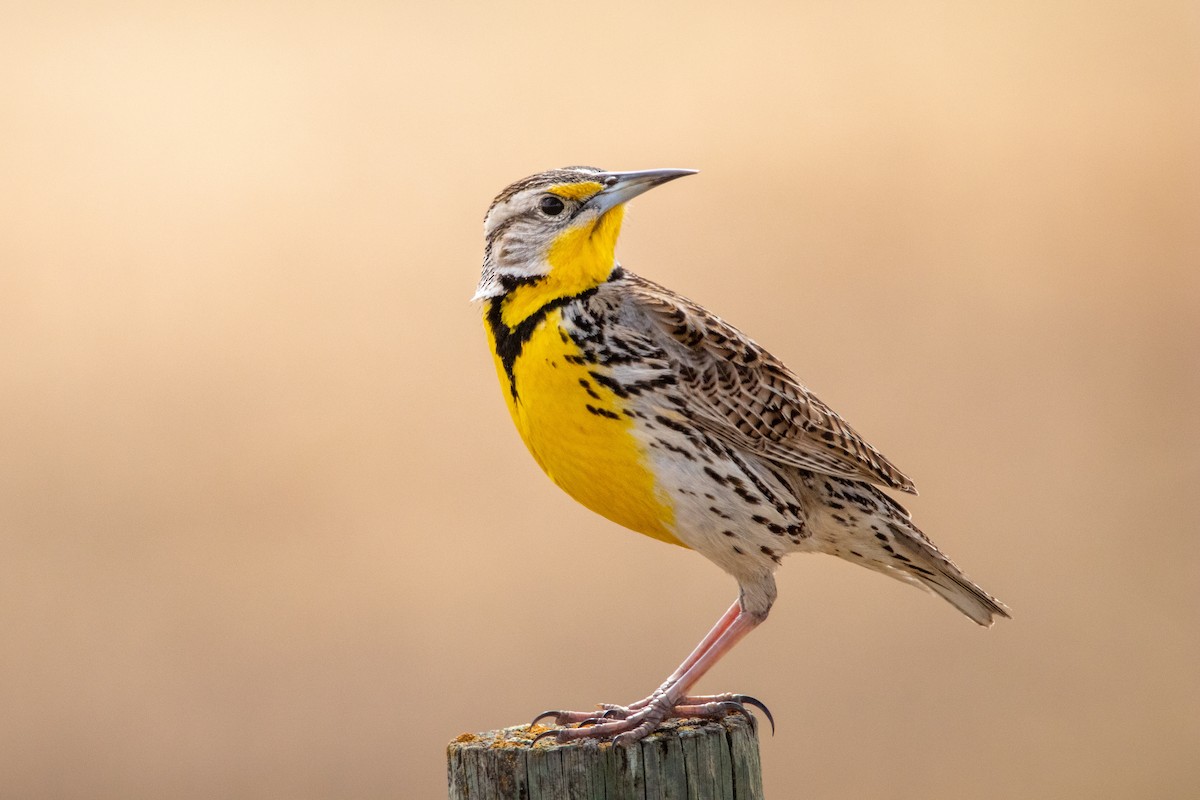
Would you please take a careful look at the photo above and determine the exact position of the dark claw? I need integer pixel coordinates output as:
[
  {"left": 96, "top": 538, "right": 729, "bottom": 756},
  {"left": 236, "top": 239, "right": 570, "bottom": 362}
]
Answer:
[
  {"left": 600, "top": 707, "right": 624, "bottom": 720},
  {"left": 529, "top": 710, "right": 563, "bottom": 729},
  {"left": 734, "top": 694, "right": 775, "bottom": 735},
  {"left": 530, "top": 728, "right": 560, "bottom": 747},
  {"left": 576, "top": 717, "right": 607, "bottom": 728},
  {"left": 611, "top": 733, "right": 631, "bottom": 748},
  {"left": 716, "top": 700, "right": 756, "bottom": 731}
]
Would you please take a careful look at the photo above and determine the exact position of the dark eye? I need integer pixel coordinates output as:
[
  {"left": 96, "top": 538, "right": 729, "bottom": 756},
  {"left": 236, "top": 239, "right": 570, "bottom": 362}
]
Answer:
[{"left": 539, "top": 195, "right": 565, "bottom": 216}]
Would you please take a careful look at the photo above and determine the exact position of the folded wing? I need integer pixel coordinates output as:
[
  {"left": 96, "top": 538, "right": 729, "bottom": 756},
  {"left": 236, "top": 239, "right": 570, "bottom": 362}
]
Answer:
[{"left": 625, "top": 272, "right": 917, "bottom": 494}]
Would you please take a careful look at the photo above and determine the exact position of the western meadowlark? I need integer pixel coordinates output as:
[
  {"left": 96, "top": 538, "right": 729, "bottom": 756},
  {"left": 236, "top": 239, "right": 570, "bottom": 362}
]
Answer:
[{"left": 477, "top": 166, "right": 1009, "bottom": 745}]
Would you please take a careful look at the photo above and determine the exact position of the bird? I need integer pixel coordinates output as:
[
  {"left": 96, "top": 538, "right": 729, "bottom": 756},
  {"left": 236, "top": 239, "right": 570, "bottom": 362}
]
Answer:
[{"left": 476, "top": 166, "right": 1009, "bottom": 746}]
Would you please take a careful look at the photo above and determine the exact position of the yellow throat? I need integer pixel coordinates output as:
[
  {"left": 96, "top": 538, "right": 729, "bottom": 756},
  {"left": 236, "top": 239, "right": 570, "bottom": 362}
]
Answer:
[{"left": 484, "top": 202, "right": 683, "bottom": 547}]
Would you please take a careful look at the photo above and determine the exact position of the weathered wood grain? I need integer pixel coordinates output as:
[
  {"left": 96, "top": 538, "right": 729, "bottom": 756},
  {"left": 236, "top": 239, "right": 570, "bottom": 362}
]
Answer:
[{"left": 447, "top": 716, "right": 763, "bottom": 800}]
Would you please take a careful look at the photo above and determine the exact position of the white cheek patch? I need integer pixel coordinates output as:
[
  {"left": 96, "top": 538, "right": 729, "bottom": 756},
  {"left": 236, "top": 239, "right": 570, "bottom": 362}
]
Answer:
[
  {"left": 477, "top": 210, "right": 554, "bottom": 300},
  {"left": 483, "top": 198, "right": 518, "bottom": 238},
  {"left": 480, "top": 186, "right": 587, "bottom": 300}
]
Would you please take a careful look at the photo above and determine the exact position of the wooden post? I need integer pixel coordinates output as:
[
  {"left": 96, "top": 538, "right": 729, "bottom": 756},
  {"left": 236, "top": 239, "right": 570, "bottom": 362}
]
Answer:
[{"left": 447, "top": 716, "right": 763, "bottom": 800}]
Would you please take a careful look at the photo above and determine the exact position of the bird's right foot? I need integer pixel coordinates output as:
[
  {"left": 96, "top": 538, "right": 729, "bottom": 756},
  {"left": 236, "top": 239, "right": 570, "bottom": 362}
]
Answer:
[{"left": 529, "top": 692, "right": 773, "bottom": 747}]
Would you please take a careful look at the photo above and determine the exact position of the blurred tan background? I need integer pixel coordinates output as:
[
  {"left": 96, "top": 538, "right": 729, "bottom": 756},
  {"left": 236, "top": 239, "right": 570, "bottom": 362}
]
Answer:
[{"left": 1, "top": 2, "right": 1197, "bottom": 798}]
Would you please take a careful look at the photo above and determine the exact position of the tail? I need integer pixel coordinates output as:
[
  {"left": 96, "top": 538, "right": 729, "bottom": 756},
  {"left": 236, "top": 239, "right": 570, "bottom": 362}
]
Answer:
[
  {"left": 887, "top": 527, "right": 1011, "bottom": 626},
  {"left": 802, "top": 477, "right": 1011, "bottom": 626},
  {"left": 829, "top": 485, "right": 1011, "bottom": 626}
]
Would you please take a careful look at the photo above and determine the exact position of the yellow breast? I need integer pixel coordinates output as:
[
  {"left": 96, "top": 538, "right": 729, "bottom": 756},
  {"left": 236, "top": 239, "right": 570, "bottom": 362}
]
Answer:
[{"left": 484, "top": 308, "right": 683, "bottom": 548}]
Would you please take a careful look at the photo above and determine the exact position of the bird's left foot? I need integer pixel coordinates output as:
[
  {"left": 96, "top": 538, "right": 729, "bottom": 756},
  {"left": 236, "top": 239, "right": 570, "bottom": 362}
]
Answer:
[{"left": 530, "top": 693, "right": 773, "bottom": 746}]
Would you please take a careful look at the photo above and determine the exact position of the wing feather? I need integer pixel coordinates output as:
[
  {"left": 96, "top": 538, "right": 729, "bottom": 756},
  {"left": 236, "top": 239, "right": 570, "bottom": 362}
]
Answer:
[{"left": 621, "top": 271, "right": 918, "bottom": 493}]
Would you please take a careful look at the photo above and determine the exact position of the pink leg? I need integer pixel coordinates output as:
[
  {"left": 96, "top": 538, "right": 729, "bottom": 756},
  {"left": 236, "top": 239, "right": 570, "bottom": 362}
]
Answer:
[
  {"left": 536, "top": 600, "right": 741, "bottom": 723},
  {"left": 534, "top": 601, "right": 768, "bottom": 745},
  {"left": 663, "top": 599, "right": 743, "bottom": 684},
  {"left": 616, "top": 600, "right": 741, "bottom": 711},
  {"left": 660, "top": 610, "right": 761, "bottom": 698}
]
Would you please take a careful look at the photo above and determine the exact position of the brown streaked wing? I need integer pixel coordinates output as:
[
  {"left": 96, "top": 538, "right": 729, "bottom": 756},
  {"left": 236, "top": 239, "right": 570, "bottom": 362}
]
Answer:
[{"left": 621, "top": 271, "right": 918, "bottom": 494}]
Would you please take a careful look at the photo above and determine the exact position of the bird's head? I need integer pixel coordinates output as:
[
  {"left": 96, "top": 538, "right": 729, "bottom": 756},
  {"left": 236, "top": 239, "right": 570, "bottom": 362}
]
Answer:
[{"left": 476, "top": 166, "right": 696, "bottom": 303}]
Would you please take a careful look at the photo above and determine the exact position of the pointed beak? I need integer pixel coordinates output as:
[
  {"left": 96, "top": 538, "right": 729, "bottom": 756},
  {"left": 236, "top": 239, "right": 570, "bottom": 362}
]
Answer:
[{"left": 584, "top": 168, "right": 698, "bottom": 216}]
